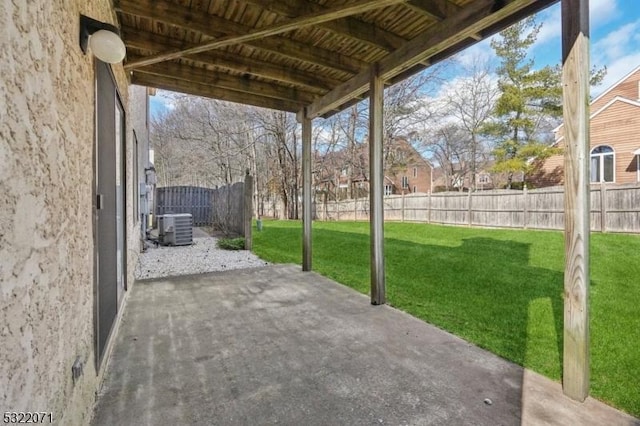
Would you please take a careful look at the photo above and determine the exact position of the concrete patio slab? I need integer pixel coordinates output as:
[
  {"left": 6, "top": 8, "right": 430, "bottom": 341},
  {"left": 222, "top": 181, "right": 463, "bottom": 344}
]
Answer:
[{"left": 92, "top": 265, "right": 639, "bottom": 426}]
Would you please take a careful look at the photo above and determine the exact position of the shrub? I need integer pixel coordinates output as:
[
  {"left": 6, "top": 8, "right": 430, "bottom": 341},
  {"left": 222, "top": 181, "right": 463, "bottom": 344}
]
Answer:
[{"left": 217, "top": 237, "right": 245, "bottom": 250}]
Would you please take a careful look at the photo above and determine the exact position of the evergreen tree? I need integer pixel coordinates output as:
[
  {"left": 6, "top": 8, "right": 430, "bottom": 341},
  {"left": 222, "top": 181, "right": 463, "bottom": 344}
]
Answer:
[
  {"left": 486, "top": 17, "right": 606, "bottom": 188},
  {"left": 484, "top": 17, "right": 563, "bottom": 188}
]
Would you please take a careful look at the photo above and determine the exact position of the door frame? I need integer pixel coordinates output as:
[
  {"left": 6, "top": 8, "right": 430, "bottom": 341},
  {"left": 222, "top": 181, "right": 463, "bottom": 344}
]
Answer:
[{"left": 92, "top": 61, "right": 128, "bottom": 370}]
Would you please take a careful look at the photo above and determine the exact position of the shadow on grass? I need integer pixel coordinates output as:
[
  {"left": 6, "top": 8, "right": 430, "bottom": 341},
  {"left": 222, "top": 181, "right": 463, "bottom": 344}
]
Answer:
[{"left": 254, "top": 223, "right": 566, "bottom": 380}]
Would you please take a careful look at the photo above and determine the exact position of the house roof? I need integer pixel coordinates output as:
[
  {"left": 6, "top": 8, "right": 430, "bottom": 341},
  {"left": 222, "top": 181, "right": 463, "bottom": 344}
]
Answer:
[
  {"left": 554, "top": 96, "right": 640, "bottom": 142},
  {"left": 117, "top": 0, "right": 557, "bottom": 119},
  {"left": 589, "top": 64, "right": 640, "bottom": 107},
  {"left": 553, "top": 64, "right": 640, "bottom": 133}
]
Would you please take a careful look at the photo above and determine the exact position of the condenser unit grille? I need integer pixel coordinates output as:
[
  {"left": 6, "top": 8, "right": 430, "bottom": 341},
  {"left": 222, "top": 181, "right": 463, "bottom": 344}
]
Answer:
[{"left": 158, "top": 213, "right": 193, "bottom": 246}]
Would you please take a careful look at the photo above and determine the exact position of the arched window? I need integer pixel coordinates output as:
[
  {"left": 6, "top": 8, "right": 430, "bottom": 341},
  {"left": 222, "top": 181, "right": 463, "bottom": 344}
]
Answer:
[{"left": 590, "top": 145, "right": 615, "bottom": 183}]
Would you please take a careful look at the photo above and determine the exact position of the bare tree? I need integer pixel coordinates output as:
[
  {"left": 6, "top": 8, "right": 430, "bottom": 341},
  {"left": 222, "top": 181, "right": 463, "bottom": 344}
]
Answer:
[{"left": 444, "top": 58, "right": 499, "bottom": 190}]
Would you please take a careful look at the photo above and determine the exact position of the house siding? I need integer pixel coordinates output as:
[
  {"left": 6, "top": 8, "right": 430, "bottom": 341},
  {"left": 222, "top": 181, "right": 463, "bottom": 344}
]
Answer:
[
  {"left": 533, "top": 74, "right": 640, "bottom": 187},
  {"left": 591, "top": 68, "right": 640, "bottom": 113},
  {"left": 1, "top": 2, "right": 138, "bottom": 425}
]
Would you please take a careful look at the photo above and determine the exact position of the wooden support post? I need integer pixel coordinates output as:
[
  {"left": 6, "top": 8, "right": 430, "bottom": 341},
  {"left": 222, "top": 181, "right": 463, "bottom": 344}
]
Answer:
[
  {"left": 561, "top": 0, "right": 591, "bottom": 402},
  {"left": 369, "top": 64, "right": 385, "bottom": 305},
  {"left": 243, "top": 172, "right": 254, "bottom": 250},
  {"left": 301, "top": 109, "right": 313, "bottom": 271},
  {"left": 600, "top": 183, "right": 607, "bottom": 232}
]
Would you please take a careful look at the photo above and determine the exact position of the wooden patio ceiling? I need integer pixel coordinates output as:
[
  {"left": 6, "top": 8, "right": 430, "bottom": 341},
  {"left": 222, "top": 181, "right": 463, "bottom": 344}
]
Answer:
[{"left": 117, "top": 0, "right": 558, "bottom": 119}]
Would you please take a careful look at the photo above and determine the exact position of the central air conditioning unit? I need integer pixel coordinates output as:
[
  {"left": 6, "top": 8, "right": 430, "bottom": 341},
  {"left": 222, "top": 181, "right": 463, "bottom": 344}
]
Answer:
[{"left": 157, "top": 213, "right": 193, "bottom": 246}]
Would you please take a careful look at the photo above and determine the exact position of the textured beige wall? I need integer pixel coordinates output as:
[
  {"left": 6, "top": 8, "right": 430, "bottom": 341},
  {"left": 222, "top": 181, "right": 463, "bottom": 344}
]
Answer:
[{"left": 0, "top": 1, "right": 138, "bottom": 424}]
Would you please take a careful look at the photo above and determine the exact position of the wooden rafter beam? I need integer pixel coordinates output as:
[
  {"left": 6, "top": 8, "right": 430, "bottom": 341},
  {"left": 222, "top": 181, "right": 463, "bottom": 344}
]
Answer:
[
  {"left": 131, "top": 72, "right": 304, "bottom": 112},
  {"left": 122, "top": 27, "right": 338, "bottom": 94},
  {"left": 123, "top": 0, "right": 406, "bottom": 70},
  {"left": 132, "top": 60, "right": 318, "bottom": 104},
  {"left": 117, "top": 0, "right": 366, "bottom": 75},
  {"left": 241, "top": 0, "right": 406, "bottom": 51},
  {"left": 306, "top": 0, "right": 556, "bottom": 119},
  {"left": 406, "top": 0, "right": 461, "bottom": 20}
]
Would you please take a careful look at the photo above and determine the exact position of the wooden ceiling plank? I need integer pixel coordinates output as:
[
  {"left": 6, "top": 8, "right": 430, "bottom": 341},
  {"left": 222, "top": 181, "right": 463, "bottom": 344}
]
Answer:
[
  {"left": 241, "top": 0, "right": 406, "bottom": 50},
  {"left": 405, "top": 0, "right": 460, "bottom": 21},
  {"left": 122, "top": 27, "right": 339, "bottom": 93},
  {"left": 133, "top": 60, "right": 318, "bottom": 103},
  {"left": 132, "top": 72, "right": 303, "bottom": 112},
  {"left": 307, "top": 0, "right": 552, "bottom": 119},
  {"left": 118, "top": 0, "right": 366, "bottom": 74},
  {"left": 122, "top": 0, "right": 407, "bottom": 69}
]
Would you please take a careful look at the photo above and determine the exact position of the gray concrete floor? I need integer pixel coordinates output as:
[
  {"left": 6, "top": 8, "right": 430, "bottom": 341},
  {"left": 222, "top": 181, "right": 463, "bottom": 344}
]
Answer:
[{"left": 92, "top": 265, "right": 639, "bottom": 426}]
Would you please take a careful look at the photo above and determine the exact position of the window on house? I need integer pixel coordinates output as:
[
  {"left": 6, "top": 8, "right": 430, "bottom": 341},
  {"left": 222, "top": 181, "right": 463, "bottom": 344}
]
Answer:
[
  {"left": 478, "top": 174, "right": 489, "bottom": 184},
  {"left": 590, "top": 145, "right": 615, "bottom": 183},
  {"left": 384, "top": 185, "right": 393, "bottom": 196},
  {"left": 401, "top": 176, "right": 409, "bottom": 188},
  {"left": 413, "top": 167, "right": 417, "bottom": 178}
]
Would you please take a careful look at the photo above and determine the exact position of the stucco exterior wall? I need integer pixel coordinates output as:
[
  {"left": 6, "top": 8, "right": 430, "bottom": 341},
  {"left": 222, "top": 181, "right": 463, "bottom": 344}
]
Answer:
[{"left": 1, "top": 1, "right": 137, "bottom": 425}]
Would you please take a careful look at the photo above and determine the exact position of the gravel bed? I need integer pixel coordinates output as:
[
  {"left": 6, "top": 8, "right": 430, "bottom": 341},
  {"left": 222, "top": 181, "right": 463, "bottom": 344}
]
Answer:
[{"left": 135, "top": 237, "right": 269, "bottom": 280}]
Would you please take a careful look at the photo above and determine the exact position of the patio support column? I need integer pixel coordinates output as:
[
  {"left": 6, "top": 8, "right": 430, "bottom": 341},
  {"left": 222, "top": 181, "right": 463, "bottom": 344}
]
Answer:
[
  {"left": 369, "top": 64, "right": 385, "bottom": 305},
  {"left": 561, "top": 0, "right": 591, "bottom": 401},
  {"left": 301, "top": 108, "right": 313, "bottom": 272}
]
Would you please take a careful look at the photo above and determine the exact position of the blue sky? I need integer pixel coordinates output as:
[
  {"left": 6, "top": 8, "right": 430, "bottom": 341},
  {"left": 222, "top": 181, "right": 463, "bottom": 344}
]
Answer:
[
  {"left": 150, "top": 1, "right": 640, "bottom": 116},
  {"left": 456, "top": 0, "right": 640, "bottom": 95}
]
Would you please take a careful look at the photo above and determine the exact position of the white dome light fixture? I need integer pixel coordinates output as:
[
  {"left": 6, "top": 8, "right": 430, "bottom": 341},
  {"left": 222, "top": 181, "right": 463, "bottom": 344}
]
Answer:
[{"left": 80, "top": 15, "right": 126, "bottom": 64}]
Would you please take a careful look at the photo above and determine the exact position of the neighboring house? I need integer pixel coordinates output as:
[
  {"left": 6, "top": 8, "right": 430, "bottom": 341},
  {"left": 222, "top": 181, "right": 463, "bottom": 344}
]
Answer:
[
  {"left": 531, "top": 65, "right": 640, "bottom": 187},
  {"left": 431, "top": 160, "right": 525, "bottom": 192},
  {"left": 315, "top": 137, "right": 433, "bottom": 199}
]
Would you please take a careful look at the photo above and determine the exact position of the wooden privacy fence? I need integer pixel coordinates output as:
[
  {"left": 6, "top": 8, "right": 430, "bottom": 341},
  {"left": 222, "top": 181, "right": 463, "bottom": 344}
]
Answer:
[
  {"left": 155, "top": 177, "right": 254, "bottom": 245},
  {"left": 314, "top": 183, "right": 640, "bottom": 233},
  {"left": 155, "top": 186, "right": 213, "bottom": 226}
]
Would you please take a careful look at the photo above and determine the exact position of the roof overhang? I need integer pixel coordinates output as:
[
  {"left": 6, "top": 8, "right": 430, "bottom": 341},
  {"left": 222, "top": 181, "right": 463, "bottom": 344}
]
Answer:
[
  {"left": 634, "top": 148, "right": 640, "bottom": 155},
  {"left": 117, "top": 0, "right": 558, "bottom": 117}
]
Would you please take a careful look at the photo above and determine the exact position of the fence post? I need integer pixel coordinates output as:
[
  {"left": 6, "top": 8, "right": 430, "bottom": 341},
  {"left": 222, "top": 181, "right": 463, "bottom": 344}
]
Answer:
[
  {"left": 353, "top": 197, "right": 357, "bottom": 221},
  {"left": 467, "top": 189, "right": 472, "bottom": 227},
  {"left": 243, "top": 173, "right": 254, "bottom": 250},
  {"left": 428, "top": 191, "right": 432, "bottom": 224},
  {"left": 523, "top": 185, "right": 529, "bottom": 229},
  {"left": 401, "top": 191, "right": 405, "bottom": 222},
  {"left": 600, "top": 183, "right": 607, "bottom": 233}
]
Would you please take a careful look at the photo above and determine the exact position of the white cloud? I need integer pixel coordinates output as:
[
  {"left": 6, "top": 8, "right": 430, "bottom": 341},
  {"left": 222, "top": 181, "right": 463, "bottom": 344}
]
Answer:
[
  {"left": 592, "top": 53, "right": 640, "bottom": 97},
  {"left": 592, "top": 20, "right": 640, "bottom": 64},
  {"left": 451, "top": 38, "right": 495, "bottom": 70},
  {"left": 589, "top": 0, "right": 621, "bottom": 27},
  {"left": 535, "top": 0, "right": 620, "bottom": 47}
]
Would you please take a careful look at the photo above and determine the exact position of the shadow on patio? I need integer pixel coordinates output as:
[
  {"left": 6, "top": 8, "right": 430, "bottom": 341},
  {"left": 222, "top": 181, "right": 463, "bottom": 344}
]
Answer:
[{"left": 92, "top": 265, "right": 638, "bottom": 425}]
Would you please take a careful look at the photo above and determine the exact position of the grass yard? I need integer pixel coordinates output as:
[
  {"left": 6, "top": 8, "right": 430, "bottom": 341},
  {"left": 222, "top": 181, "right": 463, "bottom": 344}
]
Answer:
[{"left": 252, "top": 220, "right": 640, "bottom": 417}]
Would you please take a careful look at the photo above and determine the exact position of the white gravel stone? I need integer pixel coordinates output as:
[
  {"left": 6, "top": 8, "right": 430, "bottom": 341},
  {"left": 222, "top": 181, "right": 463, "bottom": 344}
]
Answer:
[{"left": 135, "top": 237, "right": 269, "bottom": 280}]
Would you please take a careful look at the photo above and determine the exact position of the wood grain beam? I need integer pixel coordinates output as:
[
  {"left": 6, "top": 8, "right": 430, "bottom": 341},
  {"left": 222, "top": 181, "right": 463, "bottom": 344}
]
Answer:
[
  {"left": 406, "top": 0, "right": 461, "bottom": 20},
  {"left": 132, "top": 60, "right": 318, "bottom": 104},
  {"left": 122, "top": 0, "right": 406, "bottom": 70},
  {"left": 241, "top": 0, "right": 406, "bottom": 51},
  {"left": 117, "top": 0, "right": 366, "bottom": 74},
  {"left": 122, "top": 27, "right": 337, "bottom": 94},
  {"left": 561, "top": 0, "right": 590, "bottom": 402},
  {"left": 306, "top": 0, "right": 554, "bottom": 119},
  {"left": 369, "top": 64, "right": 386, "bottom": 306},
  {"left": 131, "top": 72, "right": 303, "bottom": 112}
]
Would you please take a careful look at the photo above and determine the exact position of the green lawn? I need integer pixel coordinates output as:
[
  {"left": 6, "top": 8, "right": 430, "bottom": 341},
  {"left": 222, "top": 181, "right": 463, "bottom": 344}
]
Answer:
[{"left": 252, "top": 220, "right": 640, "bottom": 417}]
